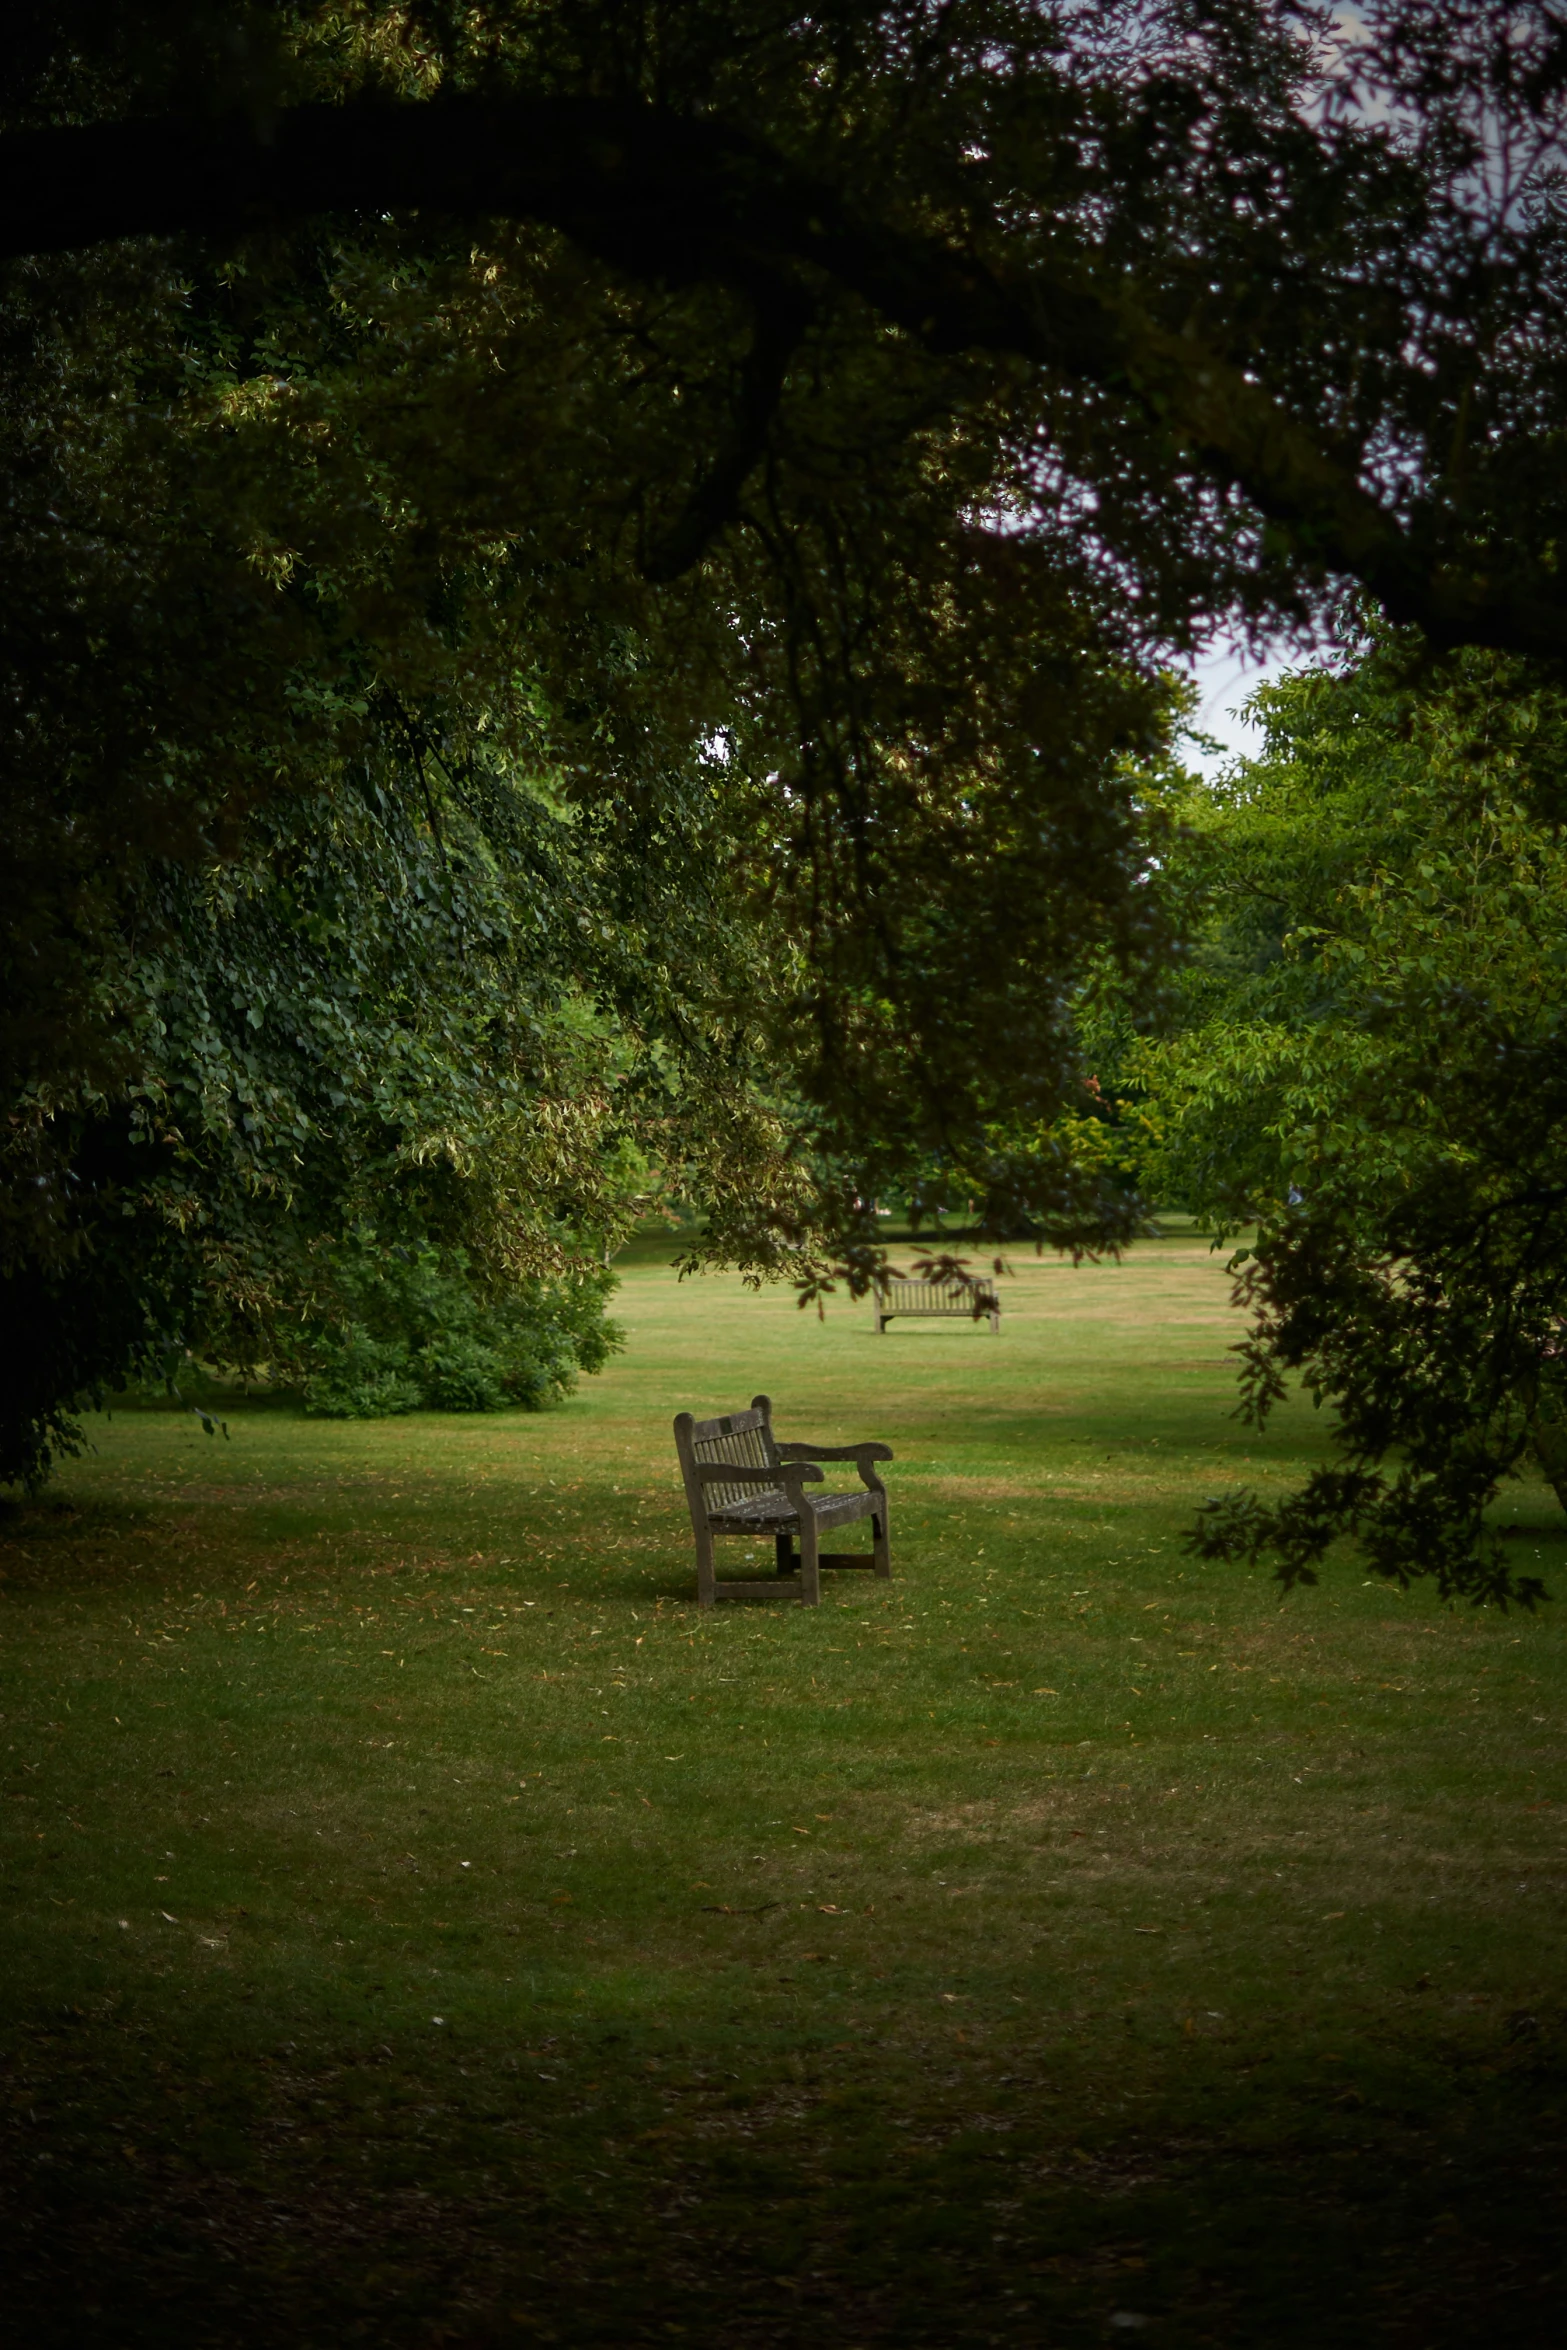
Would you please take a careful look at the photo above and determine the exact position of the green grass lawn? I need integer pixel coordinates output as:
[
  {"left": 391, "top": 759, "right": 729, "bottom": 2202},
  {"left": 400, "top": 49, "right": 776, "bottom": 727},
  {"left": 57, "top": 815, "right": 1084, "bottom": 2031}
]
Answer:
[{"left": 3, "top": 1229, "right": 1565, "bottom": 2347}]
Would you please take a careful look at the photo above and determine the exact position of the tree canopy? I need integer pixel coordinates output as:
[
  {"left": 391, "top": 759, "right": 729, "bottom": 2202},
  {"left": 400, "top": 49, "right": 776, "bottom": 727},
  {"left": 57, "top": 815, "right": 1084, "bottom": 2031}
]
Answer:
[
  {"left": 10, "top": 4, "right": 1567, "bottom": 656},
  {"left": 9, "top": 3, "right": 1567, "bottom": 1500}
]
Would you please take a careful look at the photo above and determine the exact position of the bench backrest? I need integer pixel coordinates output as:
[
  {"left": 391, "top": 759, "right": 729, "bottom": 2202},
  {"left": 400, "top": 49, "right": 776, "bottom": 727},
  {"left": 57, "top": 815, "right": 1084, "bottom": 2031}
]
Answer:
[
  {"left": 884, "top": 1278, "right": 999, "bottom": 1315},
  {"left": 673, "top": 1393, "right": 783, "bottom": 1523}
]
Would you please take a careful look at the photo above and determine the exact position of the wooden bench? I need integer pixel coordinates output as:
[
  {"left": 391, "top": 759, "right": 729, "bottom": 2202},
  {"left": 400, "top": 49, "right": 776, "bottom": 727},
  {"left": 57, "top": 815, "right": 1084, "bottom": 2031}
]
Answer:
[
  {"left": 873, "top": 1277, "right": 1000, "bottom": 1335},
  {"left": 673, "top": 1393, "right": 892, "bottom": 1607}
]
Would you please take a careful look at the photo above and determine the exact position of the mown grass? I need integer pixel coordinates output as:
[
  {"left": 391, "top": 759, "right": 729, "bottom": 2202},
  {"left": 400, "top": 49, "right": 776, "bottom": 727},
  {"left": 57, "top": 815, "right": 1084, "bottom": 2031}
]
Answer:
[{"left": 2, "top": 1227, "right": 1564, "bottom": 2347}]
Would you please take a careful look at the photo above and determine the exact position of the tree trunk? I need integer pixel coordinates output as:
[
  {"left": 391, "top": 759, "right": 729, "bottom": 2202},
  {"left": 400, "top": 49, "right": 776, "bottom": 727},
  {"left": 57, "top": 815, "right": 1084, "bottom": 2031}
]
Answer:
[{"left": 1531, "top": 1408, "right": 1567, "bottom": 1515}]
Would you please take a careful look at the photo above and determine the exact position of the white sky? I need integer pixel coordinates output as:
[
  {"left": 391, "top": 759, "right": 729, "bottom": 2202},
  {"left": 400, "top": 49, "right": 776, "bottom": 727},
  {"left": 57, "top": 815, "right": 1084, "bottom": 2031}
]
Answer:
[{"left": 1181, "top": 640, "right": 1296, "bottom": 775}]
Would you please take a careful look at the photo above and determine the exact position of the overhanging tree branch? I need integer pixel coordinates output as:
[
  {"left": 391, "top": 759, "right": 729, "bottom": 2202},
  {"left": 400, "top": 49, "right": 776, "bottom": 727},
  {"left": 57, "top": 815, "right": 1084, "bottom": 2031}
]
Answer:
[
  {"left": 1, "top": 93, "right": 1561, "bottom": 656},
  {"left": 640, "top": 274, "right": 813, "bottom": 585}
]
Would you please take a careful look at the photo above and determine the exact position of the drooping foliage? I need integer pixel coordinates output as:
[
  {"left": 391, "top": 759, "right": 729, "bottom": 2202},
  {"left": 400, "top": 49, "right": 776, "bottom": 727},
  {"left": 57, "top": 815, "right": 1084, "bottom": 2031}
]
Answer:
[
  {"left": 1128, "top": 646, "right": 1567, "bottom": 1604},
  {"left": 1, "top": 707, "right": 798, "bottom": 1481}
]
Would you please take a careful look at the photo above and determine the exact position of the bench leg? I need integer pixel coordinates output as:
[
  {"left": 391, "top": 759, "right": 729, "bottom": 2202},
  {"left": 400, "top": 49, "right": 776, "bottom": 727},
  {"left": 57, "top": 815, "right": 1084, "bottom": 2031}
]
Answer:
[
  {"left": 775, "top": 1530, "right": 795, "bottom": 1576},
  {"left": 695, "top": 1525, "right": 717, "bottom": 1609},
  {"left": 798, "top": 1512, "right": 822, "bottom": 1607},
  {"left": 872, "top": 1499, "right": 892, "bottom": 1580}
]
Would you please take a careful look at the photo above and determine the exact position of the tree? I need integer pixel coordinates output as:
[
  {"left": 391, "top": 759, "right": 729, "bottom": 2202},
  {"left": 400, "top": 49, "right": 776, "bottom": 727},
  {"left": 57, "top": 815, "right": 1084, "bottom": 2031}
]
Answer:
[
  {"left": 10, "top": 4, "right": 1567, "bottom": 1481},
  {"left": 1130, "top": 643, "right": 1567, "bottom": 1604},
  {"left": 1, "top": 701, "right": 807, "bottom": 1484}
]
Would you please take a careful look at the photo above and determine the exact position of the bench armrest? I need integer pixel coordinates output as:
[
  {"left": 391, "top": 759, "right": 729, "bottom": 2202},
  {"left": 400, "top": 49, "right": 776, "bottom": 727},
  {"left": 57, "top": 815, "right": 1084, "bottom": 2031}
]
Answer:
[
  {"left": 777, "top": 1441, "right": 892, "bottom": 1463},
  {"left": 776, "top": 1440, "right": 892, "bottom": 1490}
]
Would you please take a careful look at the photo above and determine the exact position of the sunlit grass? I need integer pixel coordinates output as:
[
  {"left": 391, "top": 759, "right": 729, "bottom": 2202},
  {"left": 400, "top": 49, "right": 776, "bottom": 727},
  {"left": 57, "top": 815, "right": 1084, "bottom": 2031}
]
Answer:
[{"left": 2, "top": 1228, "right": 1564, "bottom": 2345}]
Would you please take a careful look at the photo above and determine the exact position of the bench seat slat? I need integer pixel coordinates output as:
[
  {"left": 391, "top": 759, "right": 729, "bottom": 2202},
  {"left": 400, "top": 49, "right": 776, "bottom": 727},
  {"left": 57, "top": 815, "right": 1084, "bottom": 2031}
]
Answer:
[{"left": 708, "top": 1489, "right": 874, "bottom": 1533}]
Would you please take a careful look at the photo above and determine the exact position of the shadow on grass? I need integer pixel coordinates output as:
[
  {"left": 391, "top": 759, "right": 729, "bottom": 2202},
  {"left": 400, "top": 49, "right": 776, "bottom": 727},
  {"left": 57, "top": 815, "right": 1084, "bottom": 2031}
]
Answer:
[
  {"left": 2, "top": 1995, "right": 1563, "bottom": 2347},
  {"left": 0, "top": 1491, "right": 158, "bottom": 1556}
]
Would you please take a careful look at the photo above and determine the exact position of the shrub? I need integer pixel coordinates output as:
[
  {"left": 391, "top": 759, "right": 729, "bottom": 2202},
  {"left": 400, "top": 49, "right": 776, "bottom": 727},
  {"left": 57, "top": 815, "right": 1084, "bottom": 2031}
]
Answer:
[{"left": 296, "top": 1243, "right": 622, "bottom": 1420}]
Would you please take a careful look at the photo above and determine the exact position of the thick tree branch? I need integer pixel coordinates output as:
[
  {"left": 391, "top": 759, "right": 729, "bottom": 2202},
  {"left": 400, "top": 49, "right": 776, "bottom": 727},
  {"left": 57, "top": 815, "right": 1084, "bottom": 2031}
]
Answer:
[
  {"left": 640, "top": 276, "right": 813, "bottom": 584},
  {"left": 0, "top": 94, "right": 1560, "bottom": 655}
]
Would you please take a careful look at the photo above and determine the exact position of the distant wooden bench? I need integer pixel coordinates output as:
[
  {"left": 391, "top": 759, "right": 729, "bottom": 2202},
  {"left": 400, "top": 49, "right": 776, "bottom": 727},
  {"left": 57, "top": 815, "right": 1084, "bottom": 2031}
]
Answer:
[
  {"left": 673, "top": 1393, "right": 892, "bottom": 1608},
  {"left": 873, "top": 1277, "right": 1001, "bottom": 1335}
]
